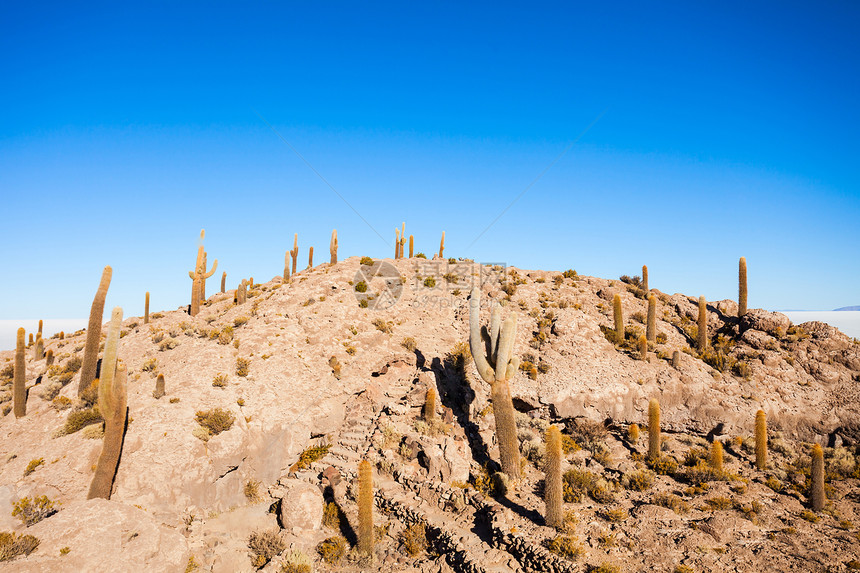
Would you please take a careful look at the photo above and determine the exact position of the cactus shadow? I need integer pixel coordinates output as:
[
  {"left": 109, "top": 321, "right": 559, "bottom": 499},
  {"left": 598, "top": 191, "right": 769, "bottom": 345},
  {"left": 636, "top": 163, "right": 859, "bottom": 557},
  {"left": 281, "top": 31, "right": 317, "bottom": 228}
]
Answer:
[{"left": 430, "top": 357, "right": 490, "bottom": 467}]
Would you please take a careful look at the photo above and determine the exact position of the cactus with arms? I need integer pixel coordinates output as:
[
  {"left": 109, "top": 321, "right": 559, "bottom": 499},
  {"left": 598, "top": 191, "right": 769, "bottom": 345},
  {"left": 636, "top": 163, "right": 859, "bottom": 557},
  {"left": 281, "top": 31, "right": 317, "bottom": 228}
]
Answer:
[
  {"left": 469, "top": 287, "right": 521, "bottom": 481},
  {"left": 188, "top": 230, "right": 217, "bottom": 316}
]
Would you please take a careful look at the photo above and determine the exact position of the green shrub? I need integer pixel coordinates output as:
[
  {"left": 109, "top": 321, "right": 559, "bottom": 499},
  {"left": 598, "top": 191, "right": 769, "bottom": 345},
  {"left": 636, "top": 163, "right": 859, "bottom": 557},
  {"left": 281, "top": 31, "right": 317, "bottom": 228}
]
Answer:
[
  {"left": 546, "top": 535, "right": 584, "bottom": 560},
  {"left": 360, "top": 257, "right": 374, "bottom": 266},
  {"left": 212, "top": 373, "right": 228, "bottom": 388},
  {"left": 23, "top": 458, "right": 44, "bottom": 477},
  {"left": 248, "top": 529, "right": 285, "bottom": 568},
  {"left": 653, "top": 492, "right": 689, "bottom": 514},
  {"left": 233, "top": 316, "right": 249, "bottom": 327},
  {"left": 244, "top": 479, "right": 260, "bottom": 501},
  {"left": 648, "top": 455, "right": 679, "bottom": 476},
  {"left": 622, "top": 469, "right": 654, "bottom": 491},
  {"left": 293, "top": 445, "right": 330, "bottom": 471},
  {"left": 399, "top": 523, "right": 427, "bottom": 557},
  {"left": 236, "top": 357, "right": 250, "bottom": 377},
  {"left": 423, "top": 277, "right": 436, "bottom": 288},
  {"left": 316, "top": 536, "right": 347, "bottom": 564},
  {"left": 62, "top": 407, "right": 103, "bottom": 435},
  {"left": 415, "top": 253, "right": 427, "bottom": 259},
  {"left": 0, "top": 531, "right": 40, "bottom": 561},
  {"left": 279, "top": 549, "right": 312, "bottom": 573},
  {"left": 401, "top": 337, "right": 417, "bottom": 351},
  {"left": 195, "top": 408, "right": 235, "bottom": 436},
  {"left": 354, "top": 280, "right": 368, "bottom": 293},
  {"left": 12, "top": 495, "right": 56, "bottom": 526}
]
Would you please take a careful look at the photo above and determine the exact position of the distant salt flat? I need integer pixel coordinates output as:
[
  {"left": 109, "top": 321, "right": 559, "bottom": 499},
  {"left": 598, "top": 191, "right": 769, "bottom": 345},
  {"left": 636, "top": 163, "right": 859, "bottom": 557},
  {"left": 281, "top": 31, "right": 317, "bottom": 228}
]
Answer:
[
  {"left": 0, "top": 319, "right": 88, "bottom": 352},
  {"left": 781, "top": 311, "right": 860, "bottom": 339}
]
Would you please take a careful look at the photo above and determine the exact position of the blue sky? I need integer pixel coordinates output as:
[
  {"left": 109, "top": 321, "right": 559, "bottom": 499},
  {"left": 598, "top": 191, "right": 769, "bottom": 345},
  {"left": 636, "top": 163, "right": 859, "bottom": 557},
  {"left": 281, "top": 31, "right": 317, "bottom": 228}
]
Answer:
[{"left": 1, "top": 1, "right": 858, "bottom": 325}]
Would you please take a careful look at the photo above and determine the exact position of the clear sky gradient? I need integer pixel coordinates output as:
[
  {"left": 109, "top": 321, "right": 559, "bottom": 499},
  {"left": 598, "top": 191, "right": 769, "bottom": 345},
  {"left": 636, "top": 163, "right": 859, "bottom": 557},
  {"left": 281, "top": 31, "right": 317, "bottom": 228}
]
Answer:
[{"left": 1, "top": 1, "right": 858, "bottom": 326}]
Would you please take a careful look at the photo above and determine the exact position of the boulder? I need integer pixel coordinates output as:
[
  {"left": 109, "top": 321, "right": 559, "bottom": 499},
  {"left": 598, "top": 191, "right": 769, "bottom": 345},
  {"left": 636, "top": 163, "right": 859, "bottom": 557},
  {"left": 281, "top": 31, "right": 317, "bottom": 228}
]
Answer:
[
  {"left": 740, "top": 309, "right": 792, "bottom": 337},
  {"left": 278, "top": 479, "right": 324, "bottom": 534}
]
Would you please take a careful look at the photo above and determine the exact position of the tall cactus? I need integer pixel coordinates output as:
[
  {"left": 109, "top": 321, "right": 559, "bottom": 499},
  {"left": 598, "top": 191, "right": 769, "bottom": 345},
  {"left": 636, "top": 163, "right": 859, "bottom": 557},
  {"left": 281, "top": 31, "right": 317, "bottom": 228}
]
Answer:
[
  {"left": 738, "top": 256, "right": 748, "bottom": 318},
  {"left": 439, "top": 231, "right": 445, "bottom": 259},
  {"left": 755, "top": 409, "right": 767, "bottom": 470},
  {"left": 358, "top": 459, "right": 374, "bottom": 556},
  {"left": 710, "top": 440, "right": 724, "bottom": 472},
  {"left": 144, "top": 291, "right": 150, "bottom": 324},
  {"left": 399, "top": 222, "right": 405, "bottom": 259},
  {"left": 38, "top": 320, "right": 43, "bottom": 338},
  {"left": 395, "top": 228, "right": 401, "bottom": 259},
  {"left": 46, "top": 349, "right": 54, "bottom": 367},
  {"left": 79, "top": 266, "right": 112, "bottom": 396},
  {"left": 646, "top": 294, "right": 656, "bottom": 343},
  {"left": 424, "top": 386, "right": 436, "bottom": 423},
  {"left": 308, "top": 246, "right": 314, "bottom": 269},
  {"left": 330, "top": 229, "right": 338, "bottom": 264},
  {"left": 88, "top": 307, "right": 127, "bottom": 500},
  {"left": 200, "top": 252, "right": 208, "bottom": 301},
  {"left": 33, "top": 336, "right": 44, "bottom": 360},
  {"left": 221, "top": 271, "right": 226, "bottom": 293},
  {"left": 188, "top": 231, "right": 217, "bottom": 317},
  {"left": 811, "top": 444, "right": 825, "bottom": 511},
  {"left": 648, "top": 398, "right": 660, "bottom": 460},
  {"left": 291, "top": 234, "right": 298, "bottom": 275},
  {"left": 408, "top": 235, "right": 414, "bottom": 258},
  {"left": 13, "top": 328, "right": 26, "bottom": 418},
  {"left": 544, "top": 425, "right": 563, "bottom": 528},
  {"left": 469, "top": 287, "right": 521, "bottom": 481},
  {"left": 697, "top": 295, "right": 708, "bottom": 352},
  {"left": 638, "top": 334, "right": 648, "bottom": 361},
  {"left": 613, "top": 293, "right": 624, "bottom": 342},
  {"left": 642, "top": 265, "right": 649, "bottom": 292},
  {"left": 283, "top": 251, "right": 291, "bottom": 282}
]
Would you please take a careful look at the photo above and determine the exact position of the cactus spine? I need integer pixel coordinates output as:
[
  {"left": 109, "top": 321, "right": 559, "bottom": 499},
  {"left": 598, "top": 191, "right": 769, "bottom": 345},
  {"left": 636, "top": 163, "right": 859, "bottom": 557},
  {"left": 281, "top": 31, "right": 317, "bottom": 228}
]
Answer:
[
  {"left": 544, "top": 425, "right": 563, "bottom": 528},
  {"left": 648, "top": 398, "right": 660, "bottom": 460},
  {"left": 13, "top": 328, "right": 26, "bottom": 417},
  {"left": 358, "top": 459, "right": 374, "bottom": 556},
  {"left": 188, "top": 231, "right": 217, "bottom": 317},
  {"left": 290, "top": 234, "right": 298, "bottom": 275},
  {"left": 738, "top": 256, "right": 748, "bottom": 317},
  {"left": 144, "top": 291, "right": 150, "bottom": 324},
  {"left": 638, "top": 334, "right": 648, "bottom": 361},
  {"left": 642, "top": 265, "right": 649, "bottom": 292},
  {"left": 79, "top": 265, "right": 112, "bottom": 396},
  {"left": 469, "top": 287, "right": 521, "bottom": 481},
  {"left": 811, "top": 444, "right": 825, "bottom": 511},
  {"left": 308, "top": 246, "right": 314, "bottom": 269},
  {"left": 221, "top": 271, "right": 226, "bottom": 293},
  {"left": 697, "top": 295, "right": 707, "bottom": 352},
  {"left": 646, "top": 294, "right": 656, "bottom": 343},
  {"left": 755, "top": 409, "right": 767, "bottom": 470},
  {"left": 408, "top": 235, "right": 414, "bottom": 258},
  {"left": 424, "top": 386, "right": 436, "bottom": 422},
  {"left": 153, "top": 373, "right": 165, "bottom": 399},
  {"left": 710, "top": 440, "right": 724, "bottom": 472},
  {"left": 283, "top": 251, "right": 291, "bottom": 282},
  {"left": 613, "top": 293, "right": 624, "bottom": 342},
  {"left": 88, "top": 307, "right": 127, "bottom": 500},
  {"left": 330, "top": 229, "right": 338, "bottom": 264},
  {"left": 439, "top": 231, "right": 445, "bottom": 259}
]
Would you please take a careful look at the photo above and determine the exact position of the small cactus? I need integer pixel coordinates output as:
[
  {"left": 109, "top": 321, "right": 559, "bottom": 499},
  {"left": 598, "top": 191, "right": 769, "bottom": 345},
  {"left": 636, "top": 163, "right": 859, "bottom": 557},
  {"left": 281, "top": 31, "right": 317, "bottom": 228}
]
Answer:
[
  {"left": 638, "top": 334, "right": 648, "bottom": 361},
  {"left": 646, "top": 294, "right": 656, "bottom": 343},
  {"left": 408, "top": 235, "right": 414, "bottom": 258},
  {"left": 710, "top": 440, "right": 724, "bottom": 473},
  {"left": 79, "top": 265, "right": 112, "bottom": 396},
  {"left": 697, "top": 295, "right": 707, "bottom": 352},
  {"left": 144, "top": 291, "right": 150, "bottom": 324},
  {"left": 153, "top": 373, "right": 165, "bottom": 399},
  {"left": 38, "top": 319, "right": 43, "bottom": 337},
  {"left": 424, "top": 386, "right": 436, "bottom": 422},
  {"left": 613, "top": 294, "right": 624, "bottom": 342},
  {"left": 469, "top": 287, "right": 521, "bottom": 481},
  {"left": 642, "top": 265, "right": 649, "bottom": 292},
  {"left": 811, "top": 444, "right": 825, "bottom": 511},
  {"left": 237, "top": 283, "right": 247, "bottom": 305},
  {"left": 399, "top": 222, "right": 405, "bottom": 259},
  {"left": 672, "top": 350, "right": 680, "bottom": 368},
  {"left": 221, "top": 271, "right": 226, "bottom": 293},
  {"left": 13, "top": 328, "right": 26, "bottom": 417},
  {"left": 648, "top": 398, "right": 660, "bottom": 460},
  {"left": 628, "top": 423, "right": 640, "bottom": 444},
  {"left": 33, "top": 336, "right": 44, "bottom": 360},
  {"left": 290, "top": 234, "right": 299, "bottom": 275},
  {"left": 45, "top": 349, "right": 54, "bottom": 367},
  {"left": 395, "top": 227, "right": 401, "bottom": 259},
  {"left": 358, "top": 459, "right": 374, "bottom": 556},
  {"left": 544, "top": 425, "right": 563, "bottom": 528},
  {"left": 330, "top": 229, "right": 338, "bottom": 264},
  {"left": 738, "top": 256, "right": 748, "bottom": 317},
  {"left": 755, "top": 409, "right": 767, "bottom": 470},
  {"left": 88, "top": 307, "right": 128, "bottom": 500},
  {"left": 284, "top": 251, "right": 291, "bottom": 282},
  {"left": 308, "top": 246, "right": 314, "bottom": 269}
]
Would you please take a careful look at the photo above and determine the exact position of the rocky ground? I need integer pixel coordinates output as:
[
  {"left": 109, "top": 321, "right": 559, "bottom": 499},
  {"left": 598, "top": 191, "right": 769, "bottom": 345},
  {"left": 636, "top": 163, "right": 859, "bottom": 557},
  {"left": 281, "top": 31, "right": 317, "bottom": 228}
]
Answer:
[{"left": 1, "top": 255, "right": 860, "bottom": 572}]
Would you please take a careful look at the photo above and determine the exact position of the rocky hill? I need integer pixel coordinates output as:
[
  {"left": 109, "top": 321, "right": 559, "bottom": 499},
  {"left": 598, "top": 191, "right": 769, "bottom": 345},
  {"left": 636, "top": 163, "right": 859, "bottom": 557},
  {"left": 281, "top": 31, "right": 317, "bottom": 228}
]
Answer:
[{"left": 1, "top": 255, "right": 860, "bottom": 572}]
